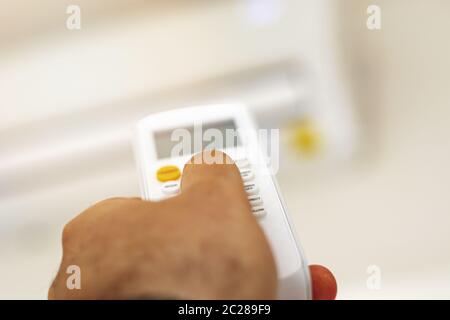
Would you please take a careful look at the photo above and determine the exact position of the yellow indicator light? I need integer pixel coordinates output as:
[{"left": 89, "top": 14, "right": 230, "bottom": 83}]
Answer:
[{"left": 290, "top": 120, "right": 322, "bottom": 156}]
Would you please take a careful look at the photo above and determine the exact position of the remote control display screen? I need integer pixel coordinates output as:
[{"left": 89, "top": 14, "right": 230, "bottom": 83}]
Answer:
[{"left": 154, "top": 120, "right": 241, "bottom": 159}]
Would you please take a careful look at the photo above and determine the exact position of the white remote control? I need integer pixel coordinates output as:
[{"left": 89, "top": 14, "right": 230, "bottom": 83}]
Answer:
[{"left": 133, "top": 103, "right": 311, "bottom": 299}]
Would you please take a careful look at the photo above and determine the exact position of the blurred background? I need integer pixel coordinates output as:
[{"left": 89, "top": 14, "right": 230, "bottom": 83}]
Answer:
[{"left": 1, "top": 0, "right": 449, "bottom": 299}]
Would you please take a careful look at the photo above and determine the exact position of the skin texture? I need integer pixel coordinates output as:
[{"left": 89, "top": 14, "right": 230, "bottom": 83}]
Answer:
[{"left": 49, "top": 150, "right": 337, "bottom": 300}]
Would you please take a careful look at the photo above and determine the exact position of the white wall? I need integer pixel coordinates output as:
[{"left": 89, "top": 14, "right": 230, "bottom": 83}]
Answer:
[{"left": 284, "top": 0, "right": 450, "bottom": 299}]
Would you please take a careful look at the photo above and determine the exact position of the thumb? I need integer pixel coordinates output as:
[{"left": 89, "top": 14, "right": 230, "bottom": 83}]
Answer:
[{"left": 181, "top": 150, "right": 244, "bottom": 193}]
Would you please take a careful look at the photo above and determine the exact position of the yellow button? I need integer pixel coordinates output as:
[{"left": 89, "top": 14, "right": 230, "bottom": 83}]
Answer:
[{"left": 156, "top": 165, "right": 181, "bottom": 182}]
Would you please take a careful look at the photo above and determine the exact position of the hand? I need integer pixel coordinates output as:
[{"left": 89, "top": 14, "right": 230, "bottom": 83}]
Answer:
[{"left": 49, "top": 150, "right": 336, "bottom": 299}]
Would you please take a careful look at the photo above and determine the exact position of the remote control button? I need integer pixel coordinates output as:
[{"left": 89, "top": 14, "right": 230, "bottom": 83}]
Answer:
[
  {"left": 235, "top": 158, "right": 250, "bottom": 169},
  {"left": 244, "top": 182, "right": 258, "bottom": 195},
  {"left": 156, "top": 165, "right": 181, "bottom": 182},
  {"left": 252, "top": 206, "right": 266, "bottom": 218},
  {"left": 248, "top": 195, "right": 263, "bottom": 206},
  {"left": 161, "top": 181, "right": 180, "bottom": 195},
  {"left": 240, "top": 168, "right": 254, "bottom": 182}
]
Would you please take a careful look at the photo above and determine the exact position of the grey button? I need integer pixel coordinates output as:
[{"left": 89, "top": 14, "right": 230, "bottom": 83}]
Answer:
[
  {"left": 252, "top": 206, "right": 266, "bottom": 218},
  {"left": 235, "top": 158, "right": 250, "bottom": 169},
  {"left": 240, "top": 168, "right": 254, "bottom": 182},
  {"left": 248, "top": 195, "right": 263, "bottom": 206},
  {"left": 244, "top": 182, "right": 258, "bottom": 195},
  {"left": 161, "top": 181, "right": 180, "bottom": 195}
]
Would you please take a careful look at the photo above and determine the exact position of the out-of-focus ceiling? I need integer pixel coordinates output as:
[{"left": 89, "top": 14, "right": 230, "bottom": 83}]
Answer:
[{"left": 0, "top": 0, "right": 196, "bottom": 46}]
